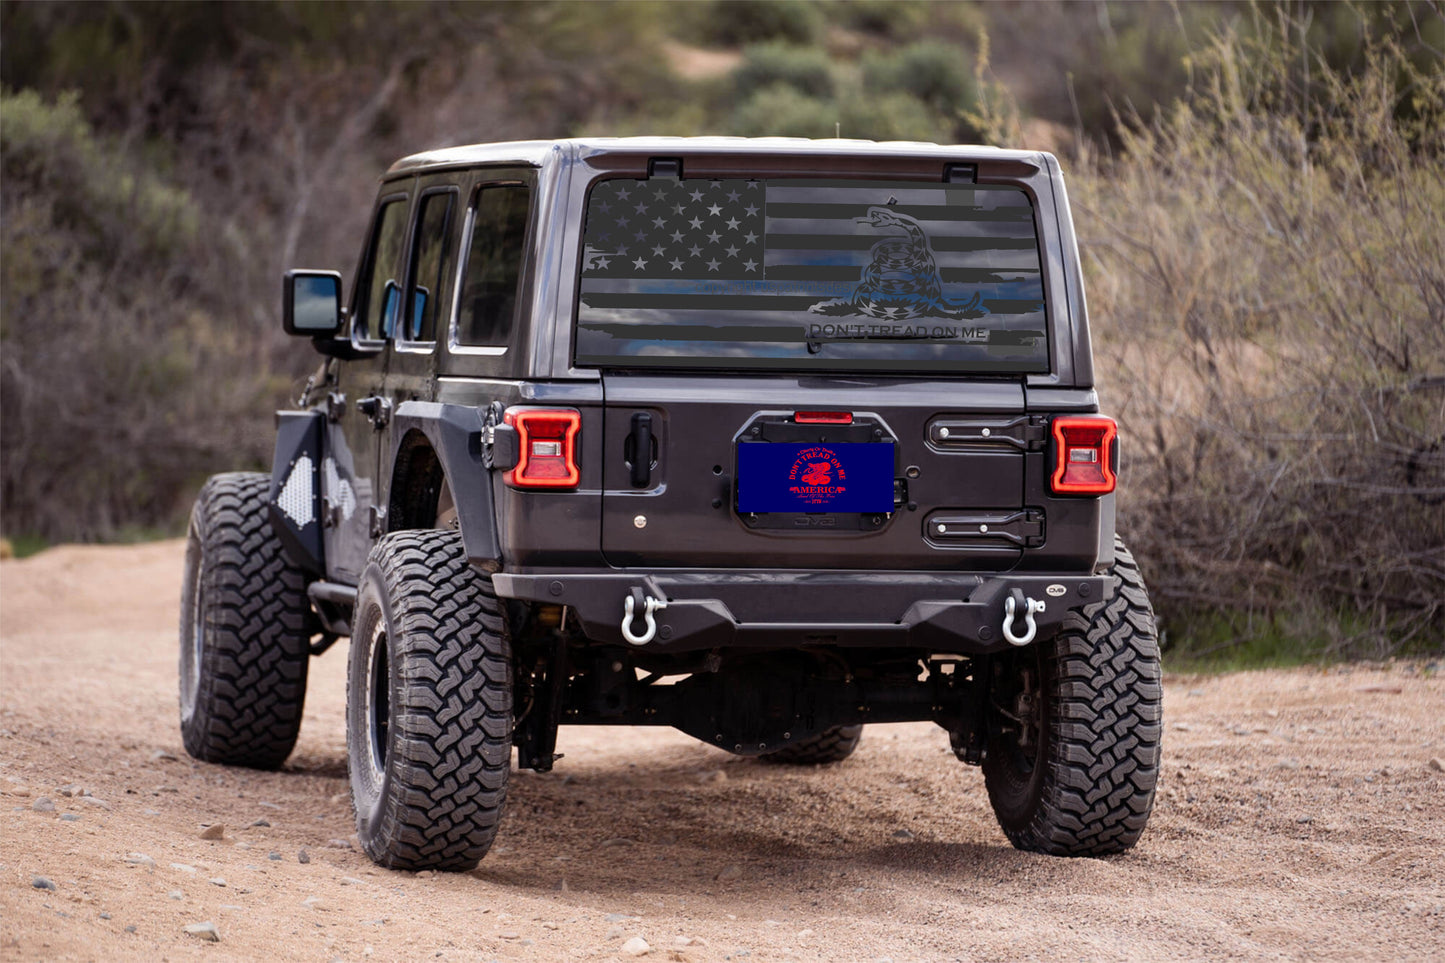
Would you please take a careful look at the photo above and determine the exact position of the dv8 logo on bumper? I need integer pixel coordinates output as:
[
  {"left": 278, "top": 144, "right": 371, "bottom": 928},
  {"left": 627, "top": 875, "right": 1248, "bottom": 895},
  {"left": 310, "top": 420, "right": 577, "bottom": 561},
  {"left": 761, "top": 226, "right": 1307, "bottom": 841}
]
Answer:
[{"left": 737, "top": 442, "right": 895, "bottom": 514}]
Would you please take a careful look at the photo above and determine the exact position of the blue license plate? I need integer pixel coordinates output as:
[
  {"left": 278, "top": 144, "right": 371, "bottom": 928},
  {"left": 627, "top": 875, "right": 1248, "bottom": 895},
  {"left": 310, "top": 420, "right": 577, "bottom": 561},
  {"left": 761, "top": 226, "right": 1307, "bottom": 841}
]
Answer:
[{"left": 736, "top": 441, "right": 896, "bottom": 514}]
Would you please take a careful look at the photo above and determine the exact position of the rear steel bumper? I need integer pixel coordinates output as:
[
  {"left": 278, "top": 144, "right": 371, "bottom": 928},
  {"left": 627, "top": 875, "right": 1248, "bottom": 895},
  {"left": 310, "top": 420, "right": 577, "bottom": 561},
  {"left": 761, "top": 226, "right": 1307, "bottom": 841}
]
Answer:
[{"left": 491, "top": 569, "right": 1112, "bottom": 653}]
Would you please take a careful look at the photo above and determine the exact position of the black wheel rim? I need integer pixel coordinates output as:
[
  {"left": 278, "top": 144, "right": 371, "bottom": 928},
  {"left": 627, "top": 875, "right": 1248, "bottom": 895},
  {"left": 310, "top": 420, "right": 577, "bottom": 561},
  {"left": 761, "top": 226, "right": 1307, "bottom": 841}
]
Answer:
[
  {"left": 986, "top": 651, "right": 1047, "bottom": 826},
  {"left": 367, "top": 623, "right": 390, "bottom": 780}
]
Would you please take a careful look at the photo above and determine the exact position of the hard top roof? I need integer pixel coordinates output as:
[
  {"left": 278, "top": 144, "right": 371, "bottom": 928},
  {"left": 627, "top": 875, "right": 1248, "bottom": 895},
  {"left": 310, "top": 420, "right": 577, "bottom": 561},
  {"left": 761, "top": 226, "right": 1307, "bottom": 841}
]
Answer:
[{"left": 387, "top": 136, "right": 1044, "bottom": 176}]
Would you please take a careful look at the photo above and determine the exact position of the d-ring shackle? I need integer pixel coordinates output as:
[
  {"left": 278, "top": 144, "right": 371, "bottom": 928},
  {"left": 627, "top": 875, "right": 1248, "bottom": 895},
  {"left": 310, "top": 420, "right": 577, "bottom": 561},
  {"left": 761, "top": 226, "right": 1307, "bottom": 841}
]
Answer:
[
  {"left": 1002, "top": 590, "right": 1046, "bottom": 647},
  {"left": 621, "top": 589, "right": 668, "bottom": 646}
]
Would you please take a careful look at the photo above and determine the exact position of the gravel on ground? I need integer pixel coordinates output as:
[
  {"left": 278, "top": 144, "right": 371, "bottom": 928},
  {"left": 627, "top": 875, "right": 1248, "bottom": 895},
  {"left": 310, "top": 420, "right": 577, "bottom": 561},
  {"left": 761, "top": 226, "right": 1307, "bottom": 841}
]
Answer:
[{"left": 1, "top": 541, "right": 1442, "bottom": 961}]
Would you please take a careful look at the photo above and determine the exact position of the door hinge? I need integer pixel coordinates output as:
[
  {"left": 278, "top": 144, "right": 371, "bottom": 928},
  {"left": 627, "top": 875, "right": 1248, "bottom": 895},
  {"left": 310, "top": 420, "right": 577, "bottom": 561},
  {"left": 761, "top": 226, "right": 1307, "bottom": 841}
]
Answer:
[
  {"left": 481, "top": 422, "right": 519, "bottom": 471},
  {"left": 326, "top": 391, "right": 347, "bottom": 423},
  {"left": 481, "top": 402, "right": 519, "bottom": 471},
  {"left": 356, "top": 396, "right": 392, "bottom": 430}
]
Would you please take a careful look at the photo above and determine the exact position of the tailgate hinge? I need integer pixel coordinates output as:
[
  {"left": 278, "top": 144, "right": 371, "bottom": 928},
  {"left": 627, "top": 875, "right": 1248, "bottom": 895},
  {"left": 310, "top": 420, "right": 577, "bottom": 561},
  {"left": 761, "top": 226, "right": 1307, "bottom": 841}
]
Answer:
[
  {"left": 927, "top": 509, "right": 1045, "bottom": 547},
  {"left": 929, "top": 415, "right": 1048, "bottom": 451}
]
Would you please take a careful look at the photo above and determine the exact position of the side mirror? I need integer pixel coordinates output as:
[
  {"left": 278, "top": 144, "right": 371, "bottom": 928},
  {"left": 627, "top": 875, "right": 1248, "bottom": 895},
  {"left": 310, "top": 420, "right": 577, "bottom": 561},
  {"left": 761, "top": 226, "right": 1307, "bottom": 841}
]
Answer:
[{"left": 283, "top": 270, "right": 343, "bottom": 337}]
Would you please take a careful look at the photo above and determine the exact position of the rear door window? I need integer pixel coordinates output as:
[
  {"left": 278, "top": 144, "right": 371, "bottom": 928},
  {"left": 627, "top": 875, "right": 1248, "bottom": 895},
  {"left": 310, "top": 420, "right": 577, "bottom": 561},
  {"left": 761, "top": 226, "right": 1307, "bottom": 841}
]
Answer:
[
  {"left": 575, "top": 178, "right": 1047, "bottom": 373},
  {"left": 402, "top": 188, "right": 457, "bottom": 344},
  {"left": 455, "top": 183, "right": 531, "bottom": 348}
]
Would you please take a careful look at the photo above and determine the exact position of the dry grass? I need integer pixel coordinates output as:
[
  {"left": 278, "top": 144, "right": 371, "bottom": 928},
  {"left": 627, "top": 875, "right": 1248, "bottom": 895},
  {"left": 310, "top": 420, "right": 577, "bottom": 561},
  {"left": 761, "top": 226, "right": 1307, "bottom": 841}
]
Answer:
[{"left": 1070, "top": 17, "right": 1445, "bottom": 658}]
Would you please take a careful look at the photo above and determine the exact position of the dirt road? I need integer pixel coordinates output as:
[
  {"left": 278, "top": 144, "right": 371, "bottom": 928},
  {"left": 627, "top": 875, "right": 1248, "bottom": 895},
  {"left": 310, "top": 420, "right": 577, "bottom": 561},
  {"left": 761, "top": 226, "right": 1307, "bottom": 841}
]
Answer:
[{"left": 1, "top": 542, "right": 1442, "bottom": 962}]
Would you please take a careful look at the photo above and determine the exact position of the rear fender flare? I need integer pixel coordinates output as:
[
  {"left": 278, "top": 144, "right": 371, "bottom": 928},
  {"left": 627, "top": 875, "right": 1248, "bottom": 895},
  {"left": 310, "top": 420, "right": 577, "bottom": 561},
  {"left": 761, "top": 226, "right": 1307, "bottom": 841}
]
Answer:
[{"left": 387, "top": 402, "right": 501, "bottom": 570}]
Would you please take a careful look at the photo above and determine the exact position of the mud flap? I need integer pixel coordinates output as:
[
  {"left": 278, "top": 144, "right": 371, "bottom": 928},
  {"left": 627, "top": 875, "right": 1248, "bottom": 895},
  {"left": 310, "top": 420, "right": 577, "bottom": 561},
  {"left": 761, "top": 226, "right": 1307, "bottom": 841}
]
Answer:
[{"left": 269, "top": 410, "right": 325, "bottom": 575}]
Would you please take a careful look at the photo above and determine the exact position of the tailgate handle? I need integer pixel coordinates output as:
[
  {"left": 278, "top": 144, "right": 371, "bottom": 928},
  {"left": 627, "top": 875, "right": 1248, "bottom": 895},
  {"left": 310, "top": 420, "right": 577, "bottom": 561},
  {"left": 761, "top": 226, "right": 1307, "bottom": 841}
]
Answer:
[{"left": 627, "top": 412, "right": 653, "bottom": 488}]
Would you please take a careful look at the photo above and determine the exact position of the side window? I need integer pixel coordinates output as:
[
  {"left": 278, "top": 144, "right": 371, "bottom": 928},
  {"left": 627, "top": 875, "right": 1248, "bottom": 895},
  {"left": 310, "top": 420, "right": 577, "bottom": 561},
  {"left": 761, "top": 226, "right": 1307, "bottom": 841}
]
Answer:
[
  {"left": 456, "top": 183, "right": 531, "bottom": 347},
  {"left": 354, "top": 196, "right": 409, "bottom": 342},
  {"left": 403, "top": 189, "right": 456, "bottom": 343}
]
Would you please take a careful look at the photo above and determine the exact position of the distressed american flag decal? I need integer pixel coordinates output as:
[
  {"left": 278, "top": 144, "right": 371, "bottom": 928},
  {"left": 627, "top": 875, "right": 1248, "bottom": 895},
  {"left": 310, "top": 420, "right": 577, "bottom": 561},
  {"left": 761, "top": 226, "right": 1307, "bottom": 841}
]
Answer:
[{"left": 576, "top": 178, "right": 1049, "bottom": 372}]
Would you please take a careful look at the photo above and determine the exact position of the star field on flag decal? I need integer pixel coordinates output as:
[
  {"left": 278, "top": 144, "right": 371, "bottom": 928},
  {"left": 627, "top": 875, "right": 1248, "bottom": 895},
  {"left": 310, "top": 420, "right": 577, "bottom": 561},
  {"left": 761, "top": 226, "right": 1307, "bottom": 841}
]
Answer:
[{"left": 582, "top": 179, "right": 764, "bottom": 280}]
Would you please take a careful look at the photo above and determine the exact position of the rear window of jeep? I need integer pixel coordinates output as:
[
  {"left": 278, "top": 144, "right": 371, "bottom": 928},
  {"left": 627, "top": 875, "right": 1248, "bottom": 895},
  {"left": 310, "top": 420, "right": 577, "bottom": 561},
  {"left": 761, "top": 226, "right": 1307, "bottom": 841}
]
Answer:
[{"left": 575, "top": 178, "right": 1048, "bottom": 373}]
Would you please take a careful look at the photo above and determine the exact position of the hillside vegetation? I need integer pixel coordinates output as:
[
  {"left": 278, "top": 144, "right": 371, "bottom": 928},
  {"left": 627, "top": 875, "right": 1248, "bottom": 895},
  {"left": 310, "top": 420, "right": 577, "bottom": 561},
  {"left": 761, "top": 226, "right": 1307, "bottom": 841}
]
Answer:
[
  {"left": 2, "top": 0, "right": 1441, "bottom": 660},
  {"left": 1074, "top": 20, "right": 1445, "bottom": 660}
]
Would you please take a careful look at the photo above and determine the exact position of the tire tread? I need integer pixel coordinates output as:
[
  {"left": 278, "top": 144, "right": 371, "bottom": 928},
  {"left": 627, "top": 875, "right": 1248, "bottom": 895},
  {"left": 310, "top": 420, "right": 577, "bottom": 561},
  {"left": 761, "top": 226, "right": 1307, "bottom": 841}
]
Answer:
[
  {"left": 181, "top": 472, "right": 312, "bottom": 770},
  {"left": 759, "top": 725, "right": 863, "bottom": 765},
  {"left": 352, "top": 530, "right": 511, "bottom": 872},
  {"left": 986, "top": 535, "right": 1162, "bottom": 856}
]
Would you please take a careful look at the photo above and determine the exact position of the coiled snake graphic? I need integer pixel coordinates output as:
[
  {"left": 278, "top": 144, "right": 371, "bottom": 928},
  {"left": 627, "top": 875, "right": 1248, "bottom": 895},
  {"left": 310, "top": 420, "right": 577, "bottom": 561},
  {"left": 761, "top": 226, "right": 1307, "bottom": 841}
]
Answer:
[{"left": 809, "top": 206, "right": 986, "bottom": 321}]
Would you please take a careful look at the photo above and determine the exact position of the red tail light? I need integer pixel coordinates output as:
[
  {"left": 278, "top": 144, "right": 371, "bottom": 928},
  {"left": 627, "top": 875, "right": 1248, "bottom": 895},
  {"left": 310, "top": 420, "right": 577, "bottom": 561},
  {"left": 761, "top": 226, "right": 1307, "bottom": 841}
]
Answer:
[
  {"left": 794, "top": 411, "right": 853, "bottom": 424},
  {"left": 504, "top": 408, "right": 581, "bottom": 489},
  {"left": 1050, "top": 416, "right": 1118, "bottom": 495}
]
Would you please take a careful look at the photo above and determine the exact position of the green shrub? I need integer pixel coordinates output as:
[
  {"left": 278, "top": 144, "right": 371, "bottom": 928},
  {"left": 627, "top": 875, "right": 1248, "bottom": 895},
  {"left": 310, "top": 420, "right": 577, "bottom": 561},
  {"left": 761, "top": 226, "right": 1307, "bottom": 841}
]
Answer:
[
  {"left": 689, "top": 0, "right": 823, "bottom": 46},
  {"left": 729, "top": 84, "right": 838, "bottom": 138},
  {"left": 861, "top": 40, "right": 975, "bottom": 117},
  {"left": 728, "top": 83, "right": 944, "bottom": 142},
  {"left": 831, "top": 0, "right": 954, "bottom": 40},
  {"left": 0, "top": 88, "right": 197, "bottom": 261},
  {"left": 734, "top": 42, "right": 836, "bottom": 100},
  {"left": 838, "top": 92, "right": 943, "bottom": 142},
  {"left": 0, "top": 89, "right": 93, "bottom": 182}
]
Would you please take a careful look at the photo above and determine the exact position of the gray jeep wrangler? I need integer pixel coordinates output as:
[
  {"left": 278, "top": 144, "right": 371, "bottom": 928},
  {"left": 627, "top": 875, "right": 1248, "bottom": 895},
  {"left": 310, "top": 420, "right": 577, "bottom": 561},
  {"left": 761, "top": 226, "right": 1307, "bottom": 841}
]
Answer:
[{"left": 178, "top": 137, "right": 1162, "bottom": 871}]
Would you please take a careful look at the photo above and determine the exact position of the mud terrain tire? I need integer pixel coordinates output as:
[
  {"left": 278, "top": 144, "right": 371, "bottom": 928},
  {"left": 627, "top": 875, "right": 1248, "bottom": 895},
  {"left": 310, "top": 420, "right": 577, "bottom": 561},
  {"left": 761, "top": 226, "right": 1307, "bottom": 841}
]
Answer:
[
  {"left": 760, "top": 725, "right": 863, "bottom": 765},
  {"left": 982, "top": 535, "right": 1162, "bottom": 856},
  {"left": 347, "top": 530, "right": 512, "bottom": 871},
  {"left": 179, "top": 472, "right": 313, "bottom": 769}
]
